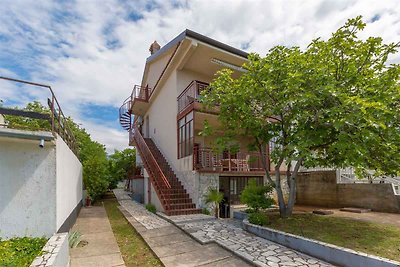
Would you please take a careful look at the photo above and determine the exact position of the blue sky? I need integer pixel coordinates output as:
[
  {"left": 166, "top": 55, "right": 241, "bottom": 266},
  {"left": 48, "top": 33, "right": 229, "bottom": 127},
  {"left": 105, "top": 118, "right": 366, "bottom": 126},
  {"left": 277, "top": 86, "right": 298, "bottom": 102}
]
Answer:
[{"left": 1, "top": 0, "right": 399, "bottom": 153}]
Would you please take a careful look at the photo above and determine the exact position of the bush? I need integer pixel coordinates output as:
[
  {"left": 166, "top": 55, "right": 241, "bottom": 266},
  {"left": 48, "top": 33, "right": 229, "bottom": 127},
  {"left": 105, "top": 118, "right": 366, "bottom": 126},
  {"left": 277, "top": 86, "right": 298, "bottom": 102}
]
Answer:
[
  {"left": 248, "top": 212, "right": 268, "bottom": 226},
  {"left": 240, "top": 180, "right": 274, "bottom": 212},
  {"left": 83, "top": 157, "right": 109, "bottom": 201},
  {"left": 145, "top": 203, "right": 156, "bottom": 213},
  {"left": 0, "top": 237, "right": 47, "bottom": 267},
  {"left": 202, "top": 208, "right": 211, "bottom": 215}
]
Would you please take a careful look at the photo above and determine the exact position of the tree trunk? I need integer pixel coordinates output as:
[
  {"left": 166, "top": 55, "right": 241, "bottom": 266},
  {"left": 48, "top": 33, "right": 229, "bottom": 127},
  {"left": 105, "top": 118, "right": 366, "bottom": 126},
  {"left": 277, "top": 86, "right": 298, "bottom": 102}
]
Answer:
[
  {"left": 215, "top": 204, "right": 219, "bottom": 218},
  {"left": 285, "top": 158, "right": 303, "bottom": 217},
  {"left": 274, "top": 165, "right": 288, "bottom": 218}
]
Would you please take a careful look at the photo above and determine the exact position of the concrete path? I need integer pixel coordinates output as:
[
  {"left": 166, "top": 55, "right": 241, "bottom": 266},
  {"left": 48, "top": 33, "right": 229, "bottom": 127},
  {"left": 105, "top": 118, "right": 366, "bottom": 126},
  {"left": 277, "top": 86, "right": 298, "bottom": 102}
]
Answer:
[
  {"left": 114, "top": 189, "right": 251, "bottom": 267},
  {"left": 70, "top": 206, "right": 125, "bottom": 267}
]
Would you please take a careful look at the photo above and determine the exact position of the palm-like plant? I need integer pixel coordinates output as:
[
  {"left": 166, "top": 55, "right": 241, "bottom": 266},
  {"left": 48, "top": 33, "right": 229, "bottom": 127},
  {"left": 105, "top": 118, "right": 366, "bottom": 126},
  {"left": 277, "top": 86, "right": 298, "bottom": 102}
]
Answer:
[{"left": 205, "top": 187, "right": 224, "bottom": 218}]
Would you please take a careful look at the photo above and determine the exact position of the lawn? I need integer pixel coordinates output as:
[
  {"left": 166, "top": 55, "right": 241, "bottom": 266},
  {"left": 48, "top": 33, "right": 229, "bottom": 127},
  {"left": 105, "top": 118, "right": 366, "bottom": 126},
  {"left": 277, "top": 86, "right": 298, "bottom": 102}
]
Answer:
[
  {"left": 262, "top": 212, "right": 400, "bottom": 262},
  {"left": 103, "top": 196, "right": 162, "bottom": 267},
  {"left": 0, "top": 237, "right": 47, "bottom": 267}
]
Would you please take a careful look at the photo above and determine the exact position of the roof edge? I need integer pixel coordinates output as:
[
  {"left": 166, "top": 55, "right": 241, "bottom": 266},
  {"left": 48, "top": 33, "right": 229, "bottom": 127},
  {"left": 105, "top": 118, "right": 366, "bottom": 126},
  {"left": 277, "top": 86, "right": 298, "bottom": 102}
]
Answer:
[{"left": 146, "top": 29, "right": 249, "bottom": 63}]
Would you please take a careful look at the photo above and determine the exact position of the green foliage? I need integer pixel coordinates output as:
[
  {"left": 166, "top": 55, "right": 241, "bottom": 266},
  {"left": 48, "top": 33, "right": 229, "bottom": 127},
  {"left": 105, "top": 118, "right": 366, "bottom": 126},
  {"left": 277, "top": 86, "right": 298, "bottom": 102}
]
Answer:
[
  {"left": 202, "top": 16, "right": 400, "bottom": 217},
  {"left": 205, "top": 187, "right": 224, "bottom": 218},
  {"left": 145, "top": 203, "right": 156, "bottom": 213},
  {"left": 0, "top": 237, "right": 47, "bottom": 267},
  {"left": 240, "top": 180, "right": 274, "bottom": 212},
  {"left": 66, "top": 118, "right": 109, "bottom": 201},
  {"left": 4, "top": 101, "right": 51, "bottom": 131},
  {"left": 108, "top": 148, "right": 136, "bottom": 189},
  {"left": 201, "top": 208, "right": 211, "bottom": 215},
  {"left": 248, "top": 212, "right": 269, "bottom": 226},
  {"left": 68, "top": 231, "right": 82, "bottom": 248}
]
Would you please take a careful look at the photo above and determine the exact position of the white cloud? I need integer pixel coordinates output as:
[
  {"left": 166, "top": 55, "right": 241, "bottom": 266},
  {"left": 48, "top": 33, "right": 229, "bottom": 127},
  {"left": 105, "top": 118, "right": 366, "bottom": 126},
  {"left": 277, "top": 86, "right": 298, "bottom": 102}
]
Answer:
[{"left": 1, "top": 0, "right": 399, "bottom": 152}]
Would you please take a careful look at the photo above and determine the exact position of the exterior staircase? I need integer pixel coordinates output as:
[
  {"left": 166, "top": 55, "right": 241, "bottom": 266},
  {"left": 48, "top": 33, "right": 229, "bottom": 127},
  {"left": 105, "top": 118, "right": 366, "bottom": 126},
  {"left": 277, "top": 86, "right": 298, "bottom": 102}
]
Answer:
[
  {"left": 132, "top": 125, "right": 201, "bottom": 216},
  {"left": 119, "top": 97, "right": 132, "bottom": 131}
]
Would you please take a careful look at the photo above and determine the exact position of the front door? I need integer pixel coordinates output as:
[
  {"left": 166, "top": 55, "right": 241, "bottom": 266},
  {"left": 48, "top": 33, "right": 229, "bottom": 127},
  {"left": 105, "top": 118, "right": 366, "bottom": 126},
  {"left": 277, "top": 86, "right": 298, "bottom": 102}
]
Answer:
[{"left": 219, "top": 176, "right": 264, "bottom": 218}]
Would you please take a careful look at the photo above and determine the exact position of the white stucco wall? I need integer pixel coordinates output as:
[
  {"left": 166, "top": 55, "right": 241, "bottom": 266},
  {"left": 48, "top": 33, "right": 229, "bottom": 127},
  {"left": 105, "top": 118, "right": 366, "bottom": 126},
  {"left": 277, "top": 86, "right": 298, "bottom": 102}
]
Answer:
[
  {"left": 56, "top": 134, "right": 82, "bottom": 230},
  {"left": 0, "top": 136, "right": 57, "bottom": 239}
]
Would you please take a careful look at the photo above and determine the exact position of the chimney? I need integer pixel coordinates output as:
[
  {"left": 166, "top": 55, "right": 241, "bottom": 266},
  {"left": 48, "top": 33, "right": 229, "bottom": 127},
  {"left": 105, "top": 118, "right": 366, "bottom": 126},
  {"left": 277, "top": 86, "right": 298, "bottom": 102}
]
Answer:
[{"left": 149, "top": 40, "right": 161, "bottom": 55}]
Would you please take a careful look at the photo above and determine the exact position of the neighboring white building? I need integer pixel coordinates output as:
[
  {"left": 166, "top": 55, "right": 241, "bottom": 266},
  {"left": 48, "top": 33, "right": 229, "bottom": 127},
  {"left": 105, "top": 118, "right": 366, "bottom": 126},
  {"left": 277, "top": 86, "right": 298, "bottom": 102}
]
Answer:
[
  {"left": 0, "top": 128, "right": 82, "bottom": 239},
  {"left": 119, "top": 30, "right": 269, "bottom": 217}
]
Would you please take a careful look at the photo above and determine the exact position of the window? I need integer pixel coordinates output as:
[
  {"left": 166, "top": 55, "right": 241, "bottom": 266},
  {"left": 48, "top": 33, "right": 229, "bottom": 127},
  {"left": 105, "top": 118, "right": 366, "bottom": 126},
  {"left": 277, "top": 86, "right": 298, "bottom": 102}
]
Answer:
[{"left": 178, "top": 112, "right": 193, "bottom": 158}]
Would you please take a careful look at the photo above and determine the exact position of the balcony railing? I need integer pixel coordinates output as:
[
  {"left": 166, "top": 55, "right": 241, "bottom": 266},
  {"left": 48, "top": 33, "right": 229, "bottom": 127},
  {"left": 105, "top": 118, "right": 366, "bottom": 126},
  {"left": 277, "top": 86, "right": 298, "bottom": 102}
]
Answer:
[
  {"left": 177, "top": 80, "right": 209, "bottom": 113},
  {"left": 193, "top": 147, "right": 265, "bottom": 172},
  {"left": 132, "top": 85, "right": 152, "bottom": 102}
]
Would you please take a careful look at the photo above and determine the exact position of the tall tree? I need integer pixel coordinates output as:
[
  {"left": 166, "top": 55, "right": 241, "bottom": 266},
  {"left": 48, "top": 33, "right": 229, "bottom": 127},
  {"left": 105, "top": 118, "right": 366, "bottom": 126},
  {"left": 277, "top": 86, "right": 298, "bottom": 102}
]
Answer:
[
  {"left": 108, "top": 148, "right": 136, "bottom": 189},
  {"left": 202, "top": 16, "right": 400, "bottom": 218}
]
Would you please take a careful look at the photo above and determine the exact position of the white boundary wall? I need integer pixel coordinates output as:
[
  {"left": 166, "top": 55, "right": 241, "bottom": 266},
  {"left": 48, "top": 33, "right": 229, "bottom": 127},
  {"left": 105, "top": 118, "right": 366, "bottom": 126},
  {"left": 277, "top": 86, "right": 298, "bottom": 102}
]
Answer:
[
  {"left": 0, "top": 136, "right": 57, "bottom": 238},
  {"left": 0, "top": 132, "right": 82, "bottom": 239},
  {"left": 56, "top": 135, "right": 82, "bottom": 230}
]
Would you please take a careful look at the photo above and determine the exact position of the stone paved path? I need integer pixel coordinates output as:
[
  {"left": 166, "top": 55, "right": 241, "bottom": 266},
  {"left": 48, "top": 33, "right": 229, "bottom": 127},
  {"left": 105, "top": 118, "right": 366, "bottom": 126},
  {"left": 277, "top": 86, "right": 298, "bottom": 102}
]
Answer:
[
  {"left": 171, "top": 218, "right": 335, "bottom": 267},
  {"left": 114, "top": 189, "right": 251, "bottom": 267},
  {"left": 70, "top": 206, "right": 125, "bottom": 267}
]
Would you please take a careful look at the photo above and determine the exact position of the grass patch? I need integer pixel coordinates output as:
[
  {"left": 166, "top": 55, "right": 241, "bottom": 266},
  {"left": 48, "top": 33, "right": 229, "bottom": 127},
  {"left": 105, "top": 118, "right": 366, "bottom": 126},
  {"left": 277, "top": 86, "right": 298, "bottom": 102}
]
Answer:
[
  {"left": 262, "top": 212, "right": 400, "bottom": 261},
  {"left": 0, "top": 237, "right": 47, "bottom": 267},
  {"left": 103, "top": 197, "right": 162, "bottom": 267}
]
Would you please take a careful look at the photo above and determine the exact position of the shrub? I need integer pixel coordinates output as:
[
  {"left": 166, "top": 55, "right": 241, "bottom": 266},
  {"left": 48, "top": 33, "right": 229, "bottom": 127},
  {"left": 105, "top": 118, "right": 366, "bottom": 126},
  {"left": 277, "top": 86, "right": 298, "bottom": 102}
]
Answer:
[
  {"left": 83, "top": 157, "right": 109, "bottom": 201},
  {"left": 0, "top": 237, "right": 47, "bottom": 267},
  {"left": 68, "top": 231, "right": 82, "bottom": 248},
  {"left": 202, "top": 208, "right": 211, "bottom": 215},
  {"left": 145, "top": 203, "right": 156, "bottom": 213},
  {"left": 240, "top": 180, "right": 274, "bottom": 212},
  {"left": 248, "top": 212, "right": 268, "bottom": 226}
]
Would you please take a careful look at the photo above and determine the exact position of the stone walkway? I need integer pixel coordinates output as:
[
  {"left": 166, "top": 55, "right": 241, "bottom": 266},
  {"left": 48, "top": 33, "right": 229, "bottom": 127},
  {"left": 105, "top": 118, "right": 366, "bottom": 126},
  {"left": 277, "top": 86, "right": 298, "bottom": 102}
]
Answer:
[
  {"left": 114, "top": 189, "right": 335, "bottom": 267},
  {"left": 70, "top": 206, "right": 125, "bottom": 267},
  {"left": 114, "top": 189, "right": 250, "bottom": 267},
  {"left": 170, "top": 218, "right": 334, "bottom": 267}
]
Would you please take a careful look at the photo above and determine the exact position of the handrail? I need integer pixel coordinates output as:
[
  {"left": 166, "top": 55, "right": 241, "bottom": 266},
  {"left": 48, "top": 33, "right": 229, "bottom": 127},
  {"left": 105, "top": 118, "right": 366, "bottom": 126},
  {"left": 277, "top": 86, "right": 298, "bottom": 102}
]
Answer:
[
  {"left": 0, "top": 76, "right": 78, "bottom": 156},
  {"left": 133, "top": 124, "right": 171, "bottom": 188}
]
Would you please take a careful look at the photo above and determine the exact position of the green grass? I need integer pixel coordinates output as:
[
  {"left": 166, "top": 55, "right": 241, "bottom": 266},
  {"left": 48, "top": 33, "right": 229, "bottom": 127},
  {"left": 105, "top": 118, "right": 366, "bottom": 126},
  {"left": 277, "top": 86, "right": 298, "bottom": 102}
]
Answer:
[
  {"left": 103, "top": 197, "right": 162, "bottom": 267},
  {"left": 0, "top": 237, "right": 47, "bottom": 267},
  {"left": 263, "top": 213, "right": 400, "bottom": 261}
]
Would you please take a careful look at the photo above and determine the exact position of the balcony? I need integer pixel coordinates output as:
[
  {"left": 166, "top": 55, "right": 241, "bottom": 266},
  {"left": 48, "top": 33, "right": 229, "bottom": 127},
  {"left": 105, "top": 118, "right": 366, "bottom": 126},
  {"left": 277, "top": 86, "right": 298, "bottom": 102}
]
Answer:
[
  {"left": 193, "top": 147, "right": 266, "bottom": 173},
  {"left": 177, "top": 80, "right": 209, "bottom": 114},
  {"left": 131, "top": 85, "right": 153, "bottom": 115}
]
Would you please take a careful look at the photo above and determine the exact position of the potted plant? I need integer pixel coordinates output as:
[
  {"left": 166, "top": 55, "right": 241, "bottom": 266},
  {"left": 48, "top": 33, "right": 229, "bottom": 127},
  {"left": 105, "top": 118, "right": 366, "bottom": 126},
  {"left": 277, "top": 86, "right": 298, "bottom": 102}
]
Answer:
[{"left": 205, "top": 187, "right": 224, "bottom": 218}]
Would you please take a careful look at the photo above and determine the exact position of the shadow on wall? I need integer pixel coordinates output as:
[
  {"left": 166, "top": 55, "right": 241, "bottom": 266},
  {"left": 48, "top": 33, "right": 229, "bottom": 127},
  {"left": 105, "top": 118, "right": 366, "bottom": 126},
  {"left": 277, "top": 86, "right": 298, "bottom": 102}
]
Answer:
[{"left": 296, "top": 171, "right": 400, "bottom": 213}]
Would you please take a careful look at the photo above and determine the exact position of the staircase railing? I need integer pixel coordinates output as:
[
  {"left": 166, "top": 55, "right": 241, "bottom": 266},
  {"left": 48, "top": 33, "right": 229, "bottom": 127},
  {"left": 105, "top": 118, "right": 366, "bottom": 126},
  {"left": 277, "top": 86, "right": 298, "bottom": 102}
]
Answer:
[
  {"left": 118, "top": 96, "right": 132, "bottom": 130},
  {"left": 132, "top": 124, "right": 171, "bottom": 189}
]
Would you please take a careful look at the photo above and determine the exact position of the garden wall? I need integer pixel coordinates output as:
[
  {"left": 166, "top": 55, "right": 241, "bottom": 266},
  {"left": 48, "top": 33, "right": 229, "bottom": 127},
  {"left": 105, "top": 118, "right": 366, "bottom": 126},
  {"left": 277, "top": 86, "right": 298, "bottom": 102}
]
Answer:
[
  {"left": 296, "top": 171, "right": 400, "bottom": 213},
  {"left": 0, "top": 129, "right": 82, "bottom": 239},
  {"left": 0, "top": 133, "right": 57, "bottom": 238},
  {"left": 56, "top": 134, "right": 83, "bottom": 232}
]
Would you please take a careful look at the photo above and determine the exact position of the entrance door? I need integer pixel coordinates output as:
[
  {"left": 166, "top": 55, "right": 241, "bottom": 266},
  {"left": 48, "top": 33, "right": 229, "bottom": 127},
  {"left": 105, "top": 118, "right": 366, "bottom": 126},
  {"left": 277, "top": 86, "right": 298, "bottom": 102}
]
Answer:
[
  {"left": 218, "top": 176, "right": 264, "bottom": 217},
  {"left": 219, "top": 177, "right": 230, "bottom": 218}
]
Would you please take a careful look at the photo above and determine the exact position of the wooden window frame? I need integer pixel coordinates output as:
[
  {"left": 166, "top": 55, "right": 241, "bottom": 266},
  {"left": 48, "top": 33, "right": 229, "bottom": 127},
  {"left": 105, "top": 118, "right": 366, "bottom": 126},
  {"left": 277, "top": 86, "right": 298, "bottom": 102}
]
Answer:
[{"left": 177, "top": 111, "right": 194, "bottom": 159}]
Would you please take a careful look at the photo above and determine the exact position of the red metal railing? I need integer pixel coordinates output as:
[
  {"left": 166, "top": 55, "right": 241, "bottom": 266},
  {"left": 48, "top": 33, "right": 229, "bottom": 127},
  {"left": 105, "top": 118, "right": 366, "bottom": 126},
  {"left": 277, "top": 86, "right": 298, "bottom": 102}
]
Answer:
[
  {"left": 0, "top": 76, "right": 78, "bottom": 156},
  {"left": 132, "top": 85, "right": 152, "bottom": 102},
  {"left": 177, "top": 80, "right": 209, "bottom": 113},
  {"left": 132, "top": 124, "right": 171, "bottom": 188},
  {"left": 193, "top": 147, "right": 265, "bottom": 172}
]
